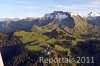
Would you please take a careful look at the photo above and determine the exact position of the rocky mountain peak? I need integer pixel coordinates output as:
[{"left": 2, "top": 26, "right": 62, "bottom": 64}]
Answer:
[
  {"left": 44, "top": 11, "right": 70, "bottom": 20},
  {"left": 88, "top": 12, "right": 100, "bottom": 17},
  {"left": 87, "top": 12, "right": 100, "bottom": 26}
]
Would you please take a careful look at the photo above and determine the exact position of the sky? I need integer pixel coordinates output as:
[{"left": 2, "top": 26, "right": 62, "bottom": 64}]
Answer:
[{"left": 0, "top": 0, "right": 100, "bottom": 18}]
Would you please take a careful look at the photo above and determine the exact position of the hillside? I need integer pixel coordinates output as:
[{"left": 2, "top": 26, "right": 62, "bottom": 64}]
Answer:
[
  {"left": 0, "top": 11, "right": 100, "bottom": 66},
  {"left": 0, "top": 11, "right": 88, "bottom": 34}
]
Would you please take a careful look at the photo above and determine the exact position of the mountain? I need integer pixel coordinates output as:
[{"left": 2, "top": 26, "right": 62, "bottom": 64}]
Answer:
[
  {"left": 43, "top": 11, "right": 88, "bottom": 35},
  {"left": 0, "top": 11, "right": 100, "bottom": 66},
  {"left": 0, "top": 18, "right": 11, "bottom": 22},
  {"left": 87, "top": 12, "right": 100, "bottom": 26},
  {"left": 0, "top": 11, "right": 100, "bottom": 34},
  {"left": 12, "top": 18, "right": 20, "bottom": 21}
]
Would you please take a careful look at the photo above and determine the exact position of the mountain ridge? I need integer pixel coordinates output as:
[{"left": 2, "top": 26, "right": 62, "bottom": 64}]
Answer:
[{"left": 0, "top": 11, "right": 99, "bottom": 33}]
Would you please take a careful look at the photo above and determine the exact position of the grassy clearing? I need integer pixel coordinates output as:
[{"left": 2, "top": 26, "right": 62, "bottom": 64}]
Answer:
[
  {"left": 25, "top": 45, "right": 44, "bottom": 51},
  {"left": 55, "top": 45, "right": 66, "bottom": 51},
  {"left": 14, "top": 31, "right": 48, "bottom": 43}
]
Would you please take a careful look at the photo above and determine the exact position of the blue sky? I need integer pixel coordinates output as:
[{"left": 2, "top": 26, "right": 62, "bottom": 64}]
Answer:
[{"left": 0, "top": 0, "right": 100, "bottom": 18}]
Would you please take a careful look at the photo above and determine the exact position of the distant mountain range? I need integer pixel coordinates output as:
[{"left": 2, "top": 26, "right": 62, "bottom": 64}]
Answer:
[{"left": 0, "top": 11, "right": 100, "bottom": 33}]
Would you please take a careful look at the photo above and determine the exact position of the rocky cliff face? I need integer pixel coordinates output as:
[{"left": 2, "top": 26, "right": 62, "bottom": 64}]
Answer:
[{"left": 44, "top": 11, "right": 88, "bottom": 34}]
